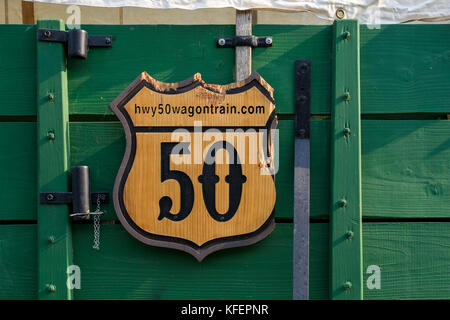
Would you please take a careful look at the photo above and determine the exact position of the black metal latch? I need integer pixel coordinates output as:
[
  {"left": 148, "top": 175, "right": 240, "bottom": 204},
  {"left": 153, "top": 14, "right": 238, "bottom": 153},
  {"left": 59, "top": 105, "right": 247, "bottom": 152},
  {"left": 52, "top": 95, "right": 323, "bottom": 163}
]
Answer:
[
  {"left": 37, "top": 28, "right": 112, "bottom": 59},
  {"left": 216, "top": 35, "right": 272, "bottom": 48},
  {"left": 40, "top": 166, "right": 109, "bottom": 220}
]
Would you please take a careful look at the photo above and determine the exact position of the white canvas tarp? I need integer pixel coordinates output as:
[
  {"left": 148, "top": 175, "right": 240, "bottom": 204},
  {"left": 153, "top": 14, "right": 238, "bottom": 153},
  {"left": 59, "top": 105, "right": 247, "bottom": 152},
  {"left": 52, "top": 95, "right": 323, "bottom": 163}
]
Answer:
[{"left": 29, "top": 0, "right": 450, "bottom": 24}]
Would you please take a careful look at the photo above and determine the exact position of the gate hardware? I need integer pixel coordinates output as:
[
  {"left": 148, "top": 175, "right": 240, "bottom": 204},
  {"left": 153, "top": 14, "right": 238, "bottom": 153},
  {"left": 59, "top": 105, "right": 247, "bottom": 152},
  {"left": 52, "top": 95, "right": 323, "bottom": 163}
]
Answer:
[
  {"left": 40, "top": 166, "right": 109, "bottom": 221},
  {"left": 216, "top": 35, "right": 272, "bottom": 48},
  {"left": 37, "top": 28, "right": 112, "bottom": 59},
  {"left": 295, "top": 60, "right": 311, "bottom": 138}
]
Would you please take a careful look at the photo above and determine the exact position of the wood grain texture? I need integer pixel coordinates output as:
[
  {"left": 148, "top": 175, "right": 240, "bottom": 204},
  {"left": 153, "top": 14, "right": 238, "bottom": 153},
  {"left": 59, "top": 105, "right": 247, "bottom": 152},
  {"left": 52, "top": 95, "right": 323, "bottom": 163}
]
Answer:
[
  {"left": 36, "top": 19, "right": 72, "bottom": 300},
  {"left": 235, "top": 10, "right": 252, "bottom": 82},
  {"left": 69, "top": 120, "right": 294, "bottom": 220},
  {"left": 330, "top": 20, "right": 362, "bottom": 300},
  {"left": 0, "top": 122, "right": 36, "bottom": 220},
  {"left": 0, "top": 225, "right": 37, "bottom": 299},
  {"left": 0, "top": 24, "right": 448, "bottom": 116},
  {"left": 72, "top": 223, "right": 293, "bottom": 300},
  {"left": 311, "top": 222, "right": 450, "bottom": 300},
  {"left": 0, "top": 25, "right": 36, "bottom": 116}
]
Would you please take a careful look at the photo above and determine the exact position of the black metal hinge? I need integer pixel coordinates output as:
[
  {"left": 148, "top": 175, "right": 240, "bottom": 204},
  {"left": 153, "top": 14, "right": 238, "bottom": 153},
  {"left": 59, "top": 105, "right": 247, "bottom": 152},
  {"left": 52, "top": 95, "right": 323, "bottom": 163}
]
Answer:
[
  {"left": 295, "top": 60, "right": 311, "bottom": 138},
  {"left": 216, "top": 35, "right": 272, "bottom": 48},
  {"left": 38, "top": 28, "right": 112, "bottom": 59}
]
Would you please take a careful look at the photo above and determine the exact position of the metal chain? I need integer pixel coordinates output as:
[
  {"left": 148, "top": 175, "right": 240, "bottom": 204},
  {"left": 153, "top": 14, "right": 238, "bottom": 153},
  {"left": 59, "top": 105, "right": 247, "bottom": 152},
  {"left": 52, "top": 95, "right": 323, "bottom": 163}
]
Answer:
[{"left": 92, "top": 195, "right": 101, "bottom": 250}]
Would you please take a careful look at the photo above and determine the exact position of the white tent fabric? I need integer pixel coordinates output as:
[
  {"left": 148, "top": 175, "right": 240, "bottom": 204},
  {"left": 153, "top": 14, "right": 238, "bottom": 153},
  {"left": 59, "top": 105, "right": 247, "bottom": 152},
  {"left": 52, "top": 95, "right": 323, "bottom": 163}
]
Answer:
[{"left": 29, "top": 0, "right": 450, "bottom": 24}]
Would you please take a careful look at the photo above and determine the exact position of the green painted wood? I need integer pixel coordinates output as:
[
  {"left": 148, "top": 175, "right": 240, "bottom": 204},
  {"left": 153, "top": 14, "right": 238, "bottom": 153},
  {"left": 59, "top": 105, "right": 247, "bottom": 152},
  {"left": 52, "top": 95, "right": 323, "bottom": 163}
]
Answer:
[
  {"left": 360, "top": 24, "right": 450, "bottom": 114},
  {"left": 0, "top": 24, "right": 448, "bottom": 116},
  {"left": 72, "top": 223, "right": 293, "bottom": 300},
  {"left": 0, "top": 123, "right": 36, "bottom": 220},
  {"left": 69, "top": 120, "right": 295, "bottom": 220},
  {"left": 0, "top": 25, "right": 37, "bottom": 116},
  {"left": 362, "top": 120, "right": 450, "bottom": 218},
  {"left": 36, "top": 20, "right": 73, "bottom": 300},
  {"left": 0, "top": 225, "right": 37, "bottom": 299},
  {"left": 311, "top": 222, "right": 450, "bottom": 300},
  {"left": 329, "top": 20, "right": 363, "bottom": 300}
]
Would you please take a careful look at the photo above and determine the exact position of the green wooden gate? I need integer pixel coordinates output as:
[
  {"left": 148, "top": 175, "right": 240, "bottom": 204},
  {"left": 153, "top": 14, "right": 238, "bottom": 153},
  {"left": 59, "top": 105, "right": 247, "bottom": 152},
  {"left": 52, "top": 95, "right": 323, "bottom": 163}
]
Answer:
[{"left": 0, "top": 19, "right": 449, "bottom": 300}]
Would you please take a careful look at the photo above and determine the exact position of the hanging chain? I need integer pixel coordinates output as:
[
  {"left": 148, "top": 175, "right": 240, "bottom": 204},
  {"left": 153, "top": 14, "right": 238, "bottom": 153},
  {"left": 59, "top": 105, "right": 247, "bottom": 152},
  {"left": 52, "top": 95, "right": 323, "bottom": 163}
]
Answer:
[{"left": 92, "top": 195, "right": 101, "bottom": 250}]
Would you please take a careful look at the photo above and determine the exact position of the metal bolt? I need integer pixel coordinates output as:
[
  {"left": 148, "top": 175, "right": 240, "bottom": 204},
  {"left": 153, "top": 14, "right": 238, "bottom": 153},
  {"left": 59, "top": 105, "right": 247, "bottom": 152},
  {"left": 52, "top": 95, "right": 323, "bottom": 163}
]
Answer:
[
  {"left": 343, "top": 127, "right": 351, "bottom": 136},
  {"left": 338, "top": 199, "right": 347, "bottom": 208},
  {"left": 47, "top": 131, "right": 55, "bottom": 140},
  {"left": 345, "top": 230, "right": 354, "bottom": 239},
  {"left": 218, "top": 38, "right": 226, "bottom": 46},
  {"left": 44, "top": 30, "right": 52, "bottom": 38},
  {"left": 298, "top": 129, "right": 306, "bottom": 137},
  {"left": 342, "top": 31, "right": 351, "bottom": 40},
  {"left": 46, "top": 193, "right": 54, "bottom": 201},
  {"left": 299, "top": 95, "right": 307, "bottom": 103},
  {"left": 46, "top": 284, "right": 56, "bottom": 293},
  {"left": 265, "top": 37, "right": 273, "bottom": 45},
  {"left": 343, "top": 281, "right": 352, "bottom": 290},
  {"left": 343, "top": 91, "right": 351, "bottom": 101},
  {"left": 48, "top": 236, "right": 56, "bottom": 244},
  {"left": 336, "top": 8, "right": 346, "bottom": 19},
  {"left": 47, "top": 93, "right": 54, "bottom": 101},
  {"left": 105, "top": 37, "right": 111, "bottom": 44}
]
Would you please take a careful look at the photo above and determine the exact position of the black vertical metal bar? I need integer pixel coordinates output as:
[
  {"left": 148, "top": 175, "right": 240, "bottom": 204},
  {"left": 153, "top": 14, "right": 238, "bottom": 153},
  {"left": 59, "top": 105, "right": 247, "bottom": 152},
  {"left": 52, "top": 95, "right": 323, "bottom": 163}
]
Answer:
[{"left": 295, "top": 60, "right": 311, "bottom": 138}]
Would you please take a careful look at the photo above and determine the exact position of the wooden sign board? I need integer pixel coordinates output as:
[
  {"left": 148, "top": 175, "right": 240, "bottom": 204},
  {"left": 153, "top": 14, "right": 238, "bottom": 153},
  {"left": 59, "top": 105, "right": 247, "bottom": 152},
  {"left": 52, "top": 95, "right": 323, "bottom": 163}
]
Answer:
[{"left": 110, "top": 72, "right": 277, "bottom": 261}]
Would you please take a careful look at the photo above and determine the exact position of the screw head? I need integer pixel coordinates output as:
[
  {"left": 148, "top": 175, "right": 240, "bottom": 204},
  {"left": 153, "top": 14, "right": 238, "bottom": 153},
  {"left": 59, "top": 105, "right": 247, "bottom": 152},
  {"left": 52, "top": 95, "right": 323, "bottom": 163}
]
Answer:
[
  {"left": 105, "top": 37, "right": 111, "bottom": 44},
  {"left": 343, "top": 91, "right": 351, "bottom": 101},
  {"left": 46, "top": 284, "right": 56, "bottom": 293},
  {"left": 265, "top": 37, "right": 273, "bottom": 45},
  {"left": 338, "top": 199, "right": 347, "bottom": 208},
  {"left": 343, "top": 127, "right": 351, "bottom": 136},
  {"left": 46, "top": 193, "right": 54, "bottom": 201},
  {"left": 343, "top": 281, "right": 352, "bottom": 290},
  {"left": 48, "top": 236, "right": 56, "bottom": 244},
  {"left": 298, "top": 95, "right": 307, "bottom": 103},
  {"left": 47, "top": 93, "right": 54, "bottom": 101},
  {"left": 342, "top": 31, "right": 351, "bottom": 40},
  {"left": 47, "top": 131, "right": 55, "bottom": 140},
  {"left": 218, "top": 38, "right": 226, "bottom": 46},
  {"left": 336, "top": 8, "right": 346, "bottom": 19},
  {"left": 345, "top": 230, "right": 354, "bottom": 239},
  {"left": 44, "top": 30, "right": 52, "bottom": 38}
]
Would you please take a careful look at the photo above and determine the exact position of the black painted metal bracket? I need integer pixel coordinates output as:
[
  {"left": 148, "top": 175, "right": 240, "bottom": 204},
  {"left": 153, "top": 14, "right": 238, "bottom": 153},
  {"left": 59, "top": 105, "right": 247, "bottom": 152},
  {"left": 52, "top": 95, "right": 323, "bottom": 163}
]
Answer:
[
  {"left": 40, "top": 192, "right": 109, "bottom": 205},
  {"left": 37, "top": 28, "right": 112, "bottom": 59},
  {"left": 216, "top": 35, "right": 272, "bottom": 48},
  {"left": 295, "top": 60, "right": 311, "bottom": 138},
  {"left": 40, "top": 166, "right": 109, "bottom": 220}
]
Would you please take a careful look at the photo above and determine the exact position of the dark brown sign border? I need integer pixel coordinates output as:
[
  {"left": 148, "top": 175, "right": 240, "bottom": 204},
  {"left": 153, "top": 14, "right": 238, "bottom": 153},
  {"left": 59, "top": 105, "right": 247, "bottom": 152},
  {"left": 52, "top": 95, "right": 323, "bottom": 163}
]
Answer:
[{"left": 109, "top": 71, "right": 277, "bottom": 261}]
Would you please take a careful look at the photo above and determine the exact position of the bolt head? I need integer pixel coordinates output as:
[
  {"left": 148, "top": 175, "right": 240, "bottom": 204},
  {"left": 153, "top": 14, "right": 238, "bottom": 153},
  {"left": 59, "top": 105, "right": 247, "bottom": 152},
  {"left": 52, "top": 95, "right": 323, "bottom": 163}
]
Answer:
[
  {"left": 46, "top": 284, "right": 56, "bottom": 293},
  {"left": 218, "top": 38, "right": 226, "bottom": 46},
  {"left": 46, "top": 193, "right": 54, "bottom": 201},
  {"left": 343, "top": 91, "right": 351, "bottom": 101},
  {"left": 47, "top": 93, "right": 54, "bottom": 101},
  {"left": 343, "top": 281, "right": 352, "bottom": 290},
  {"left": 44, "top": 30, "right": 52, "bottom": 38},
  {"left": 105, "top": 37, "right": 111, "bottom": 44},
  {"left": 343, "top": 127, "right": 351, "bottom": 136},
  {"left": 343, "top": 31, "right": 351, "bottom": 40},
  {"left": 48, "top": 236, "right": 56, "bottom": 244},
  {"left": 345, "top": 230, "right": 354, "bottom": 239},
  {"left": 265, "top": 37, "right": 273, "bottom": 45},
  {"left": 47, "top": 131, "right": 55, "bottom": 140},
  {"left": 338, "top": 199, "right": 347, "bottom": 208}
]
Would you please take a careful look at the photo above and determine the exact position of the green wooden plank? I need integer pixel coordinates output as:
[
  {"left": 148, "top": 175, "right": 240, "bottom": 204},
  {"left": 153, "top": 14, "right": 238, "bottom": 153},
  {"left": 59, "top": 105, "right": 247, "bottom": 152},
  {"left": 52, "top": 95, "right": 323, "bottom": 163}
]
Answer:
[
  {"left": 69, "top": 120, "right": 294, "bottom": 219},
  {"left": 0, "top": 25, "right": 37, "bottom": 116},
  {"left": 311, "top": 222, "right": 450, "bottom": 300},
  {"left": 360, "top": 24, "right": 450, "bottom": 114},
  {"left": 329, "top": 20, "right": 362, "bottom": 300},
  {"left": 0, "top": 123, "right": 36, "bottom": 220},
  {"left": 36, "top": 20, "right": 73, "bottom": 300},
  {"left": 72, "top": 223, "right": 293, "bottom": 299},
  {"left": 362, "top": 120, "right": 450, "bottom": 218},
  {"left": 0, "top": 225, "right": 37, "bottom": 299}
]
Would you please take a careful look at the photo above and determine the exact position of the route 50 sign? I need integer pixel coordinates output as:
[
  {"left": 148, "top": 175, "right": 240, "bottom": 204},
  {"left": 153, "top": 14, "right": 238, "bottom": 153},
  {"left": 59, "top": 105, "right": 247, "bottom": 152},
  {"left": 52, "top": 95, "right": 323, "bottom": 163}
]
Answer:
[{"left": 110, "top": 72, "right": 278, "bottom": 261}]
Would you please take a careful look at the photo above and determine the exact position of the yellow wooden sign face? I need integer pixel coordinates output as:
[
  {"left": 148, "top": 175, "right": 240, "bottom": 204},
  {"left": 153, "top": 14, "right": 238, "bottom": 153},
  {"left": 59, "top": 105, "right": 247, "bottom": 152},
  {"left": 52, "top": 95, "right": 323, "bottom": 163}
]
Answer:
[{"left": 110, "top": 72, "right": 277, "bottom": 261}]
